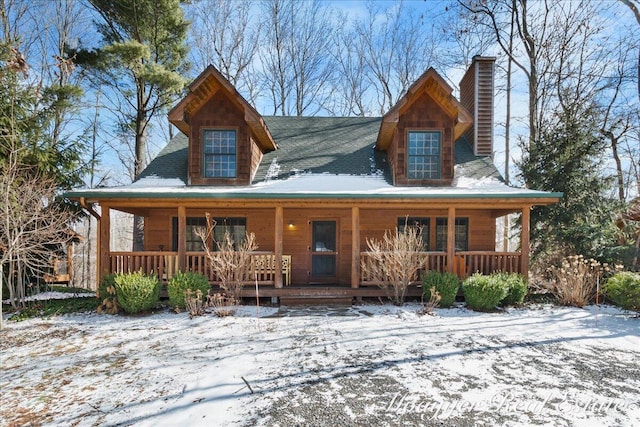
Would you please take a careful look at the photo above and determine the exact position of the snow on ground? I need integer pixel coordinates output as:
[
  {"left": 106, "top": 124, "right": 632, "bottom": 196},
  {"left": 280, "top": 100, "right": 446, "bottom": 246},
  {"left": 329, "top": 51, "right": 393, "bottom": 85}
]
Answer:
[
  {"left": 1, "top": 304, "right": 638, "bottom": 427},
  {"left": 2, "top": 291, "right": 95, "bottom": 304}
]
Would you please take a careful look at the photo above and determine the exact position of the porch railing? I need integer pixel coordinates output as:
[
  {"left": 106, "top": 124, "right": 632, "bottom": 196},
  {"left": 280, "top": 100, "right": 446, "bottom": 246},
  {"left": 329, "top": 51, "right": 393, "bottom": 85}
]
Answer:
[
  {"left": 360, "top": 251, "right": 522, "bottom": 285},
  {"left": 108, "top": 251, "right": 291, "bottom": 285}
]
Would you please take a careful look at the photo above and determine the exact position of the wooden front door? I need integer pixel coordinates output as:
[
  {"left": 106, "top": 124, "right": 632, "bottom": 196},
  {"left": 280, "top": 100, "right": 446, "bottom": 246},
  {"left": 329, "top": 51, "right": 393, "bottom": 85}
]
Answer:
[{"left": 311, "top": 220, "right": 337, "bottom": 281}]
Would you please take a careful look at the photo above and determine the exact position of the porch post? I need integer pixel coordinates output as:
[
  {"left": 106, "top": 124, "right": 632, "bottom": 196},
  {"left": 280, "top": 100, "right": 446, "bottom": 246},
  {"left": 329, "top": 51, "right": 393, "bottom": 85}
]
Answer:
[
  {"left": 351, "top": 207, "right": 360, "bottom": 289},
  {"left": 275, "top": 206, "right": 283, "bottom": 288},
  {"left": 99, "top": 204, "right": 110, "bottom": 284},
  {"left": 447, "top": 207, "right": 455, "bottom": 274},
  {"left": 521, "top": 205, "right": 531, "bottom": 279},
  {"left": 177, "top": 205, "right": 186, "bottom": 272}
]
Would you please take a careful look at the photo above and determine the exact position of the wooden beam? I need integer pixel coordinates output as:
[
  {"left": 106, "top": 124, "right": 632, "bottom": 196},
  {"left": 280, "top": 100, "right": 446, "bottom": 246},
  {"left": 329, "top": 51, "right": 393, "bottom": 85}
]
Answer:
[
  {"left": 178, "top": 206, "right": 186, "bottom": 272},
  {"left": 351, "top": 207, "right": 360, "bottom": 289},
  {"left": 447, "top": 207, "right": 455, "bottom": 274},
  {"left": 99, "top": 204, "right": 110, "bottom": 285},
  {"left": 521, "top": 205, "right": 531, "bottom": 279},
  {"left": 275, "top": 206, "right": 283, "bottom": 288}
]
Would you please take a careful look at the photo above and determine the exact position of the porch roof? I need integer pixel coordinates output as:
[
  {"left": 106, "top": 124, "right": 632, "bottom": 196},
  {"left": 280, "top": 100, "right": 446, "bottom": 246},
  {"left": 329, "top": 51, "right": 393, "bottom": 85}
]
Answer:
[{"left": 66, "top": 168, "right": 561, "bottom": 201}]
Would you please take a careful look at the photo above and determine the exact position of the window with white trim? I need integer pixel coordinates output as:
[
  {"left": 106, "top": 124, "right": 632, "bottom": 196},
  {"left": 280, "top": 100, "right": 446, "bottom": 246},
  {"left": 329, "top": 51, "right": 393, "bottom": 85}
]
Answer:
[
  {"left": 203, "top": 129, "right": 237, "bottom": 178},
  {"left": 407, "top": 131, "right": 441, "bottom": 179}
]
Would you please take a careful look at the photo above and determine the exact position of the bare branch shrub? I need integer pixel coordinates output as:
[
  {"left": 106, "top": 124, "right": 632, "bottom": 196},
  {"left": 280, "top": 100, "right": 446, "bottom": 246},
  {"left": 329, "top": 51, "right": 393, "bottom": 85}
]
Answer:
[
  {"left": 184, "top": 289, "right": 204, "bottom": 318},
  {"left": 206, "top": 293, "right": 236, "bottom": 317},
  {"left": 1, "top": 151, "right": 75, "bottom": 310},
  {"left": 547, "top": 255, "right": 604, "bottom": 307},
  {"left": 361, "top": 225, "right": 425, "bottom": 305},
  {"left": 418, "top": 286, "right": 441, "bottom": 316},
  {"left": 196, "top": 213, "right": 258, "bottom": 305}
]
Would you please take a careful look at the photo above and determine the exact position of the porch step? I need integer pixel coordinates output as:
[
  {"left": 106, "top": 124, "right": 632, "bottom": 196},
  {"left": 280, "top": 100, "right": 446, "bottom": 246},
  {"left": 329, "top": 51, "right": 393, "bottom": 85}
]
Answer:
[{"left": 279, "top": 295, "right": 353, "bottom": 306}]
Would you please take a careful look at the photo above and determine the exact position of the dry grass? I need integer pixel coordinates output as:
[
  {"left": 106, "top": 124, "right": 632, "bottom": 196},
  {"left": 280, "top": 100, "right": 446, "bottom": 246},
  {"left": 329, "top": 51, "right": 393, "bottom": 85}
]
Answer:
[{"left": 548, "top": 255, "right": 603, "bottom": 307}]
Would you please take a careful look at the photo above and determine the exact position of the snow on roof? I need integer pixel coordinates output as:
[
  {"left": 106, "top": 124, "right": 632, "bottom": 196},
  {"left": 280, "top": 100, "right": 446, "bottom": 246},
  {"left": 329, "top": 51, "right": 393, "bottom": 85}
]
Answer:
[{"left": 69, "top": 168, "right": 559, "bottom": 200}]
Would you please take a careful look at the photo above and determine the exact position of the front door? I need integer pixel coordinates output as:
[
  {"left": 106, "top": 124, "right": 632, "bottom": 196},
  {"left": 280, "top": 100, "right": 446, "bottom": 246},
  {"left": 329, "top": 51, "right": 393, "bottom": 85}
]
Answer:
[{"left": 311, "top": 220, "right": 337, "bottom": 281}]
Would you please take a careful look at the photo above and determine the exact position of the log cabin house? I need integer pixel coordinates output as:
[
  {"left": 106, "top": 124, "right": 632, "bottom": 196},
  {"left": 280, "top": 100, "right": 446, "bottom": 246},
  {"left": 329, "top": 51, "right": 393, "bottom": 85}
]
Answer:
[{"left": 67, "top": 56, "right": 561, "bottom": 301}]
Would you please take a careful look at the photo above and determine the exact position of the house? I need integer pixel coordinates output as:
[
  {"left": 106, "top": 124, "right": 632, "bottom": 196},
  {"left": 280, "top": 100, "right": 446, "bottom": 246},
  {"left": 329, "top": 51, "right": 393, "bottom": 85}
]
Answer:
[{"left": 66, "top": 56, "right": 561, "bottom": 300}]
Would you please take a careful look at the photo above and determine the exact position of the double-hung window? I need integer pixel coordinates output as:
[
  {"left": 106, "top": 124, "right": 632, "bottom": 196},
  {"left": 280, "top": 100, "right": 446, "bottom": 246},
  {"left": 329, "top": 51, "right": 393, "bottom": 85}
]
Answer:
[
  {"left": 408, "top": 131, "right": 441, "bottom": 179},
  {"left": 203, "top": 129, "right": 236, "bottom": 178},
  {"left": 397, "top": 217, "right": 430, "bottom": 250},
  {"left": 435, "top": 218, "right": 469, "bottom": 251}
]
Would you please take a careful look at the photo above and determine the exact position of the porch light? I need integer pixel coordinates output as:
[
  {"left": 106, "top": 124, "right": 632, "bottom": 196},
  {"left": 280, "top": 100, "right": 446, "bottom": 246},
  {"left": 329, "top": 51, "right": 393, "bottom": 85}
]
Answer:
[{"left": 288, "top": 221, "right": 294, "bottom": 228}]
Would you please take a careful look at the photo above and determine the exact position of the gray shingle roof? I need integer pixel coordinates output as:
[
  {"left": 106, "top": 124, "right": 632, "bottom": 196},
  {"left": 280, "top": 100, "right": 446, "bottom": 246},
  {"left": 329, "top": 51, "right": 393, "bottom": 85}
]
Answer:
[{"left": 136, "top": 116, "right": 503, "bottom": 185}]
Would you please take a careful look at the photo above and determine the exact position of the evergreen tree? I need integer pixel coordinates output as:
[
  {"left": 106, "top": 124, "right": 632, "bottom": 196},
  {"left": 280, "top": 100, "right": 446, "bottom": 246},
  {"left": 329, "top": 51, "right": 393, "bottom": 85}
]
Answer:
[
  {"left": 73, "top": 0, "right": 190, "bottom": 250},
  {"left": 517, "top": 99, "right": 620, "bottom": 262},
  {"left": 0, "top": 42, "right": 86, "bottom": 198}
]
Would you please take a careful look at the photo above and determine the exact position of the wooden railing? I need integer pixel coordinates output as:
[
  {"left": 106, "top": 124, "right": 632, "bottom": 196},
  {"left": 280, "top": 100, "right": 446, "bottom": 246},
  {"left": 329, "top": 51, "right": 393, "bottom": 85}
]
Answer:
[
  {"left": 109, "top": 252, "right": 179, "bottom": 280},
  {"left": 457, "top": 251, "right": 522, "bottom": 277},
  {"left": 360, "top": 251, "right": 522, "bottom": 285},
  {"left": 108, "top": 251, "right": 291, "bottom": 285}
]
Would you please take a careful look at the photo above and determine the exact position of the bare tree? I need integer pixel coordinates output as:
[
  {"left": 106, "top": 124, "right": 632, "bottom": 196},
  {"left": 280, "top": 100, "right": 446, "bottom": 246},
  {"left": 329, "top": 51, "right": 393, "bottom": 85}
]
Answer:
[
  {"left": 260, "top": 0, "right": 335, "bottom": 116},
  {"left": 185, "top": 0, "right": 261, "bottom": 104},
  {"left": 1, "top": 148, "right": 75, "bottom": 312},
  {"left": 324, "top": 17, "right": 371, "bottom": 117},
  {"left": 353, "top": 1, "right": 445, "bottom": 115}
]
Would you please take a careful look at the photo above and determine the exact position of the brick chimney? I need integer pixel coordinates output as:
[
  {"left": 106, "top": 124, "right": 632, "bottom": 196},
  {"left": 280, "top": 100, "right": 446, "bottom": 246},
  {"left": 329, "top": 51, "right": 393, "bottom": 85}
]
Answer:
[{"left": 459, "top": 56, "right": 495, "bottom": 157}]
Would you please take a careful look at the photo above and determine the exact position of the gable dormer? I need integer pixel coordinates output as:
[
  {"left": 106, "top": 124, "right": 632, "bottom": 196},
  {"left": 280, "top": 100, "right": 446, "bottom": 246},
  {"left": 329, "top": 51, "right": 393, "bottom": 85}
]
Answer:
[
  {"left": 168, "top": 66, "right": 276, "bottom": 186},
  {"left": 376, "top": 68, "right": 473, "bottom": 186}
]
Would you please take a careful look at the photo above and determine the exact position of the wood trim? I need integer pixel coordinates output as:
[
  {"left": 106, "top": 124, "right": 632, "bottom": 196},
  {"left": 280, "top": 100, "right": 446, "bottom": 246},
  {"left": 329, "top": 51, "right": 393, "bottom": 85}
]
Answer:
[
  {"left": 351, "top": 207, "right": 360, "bottom": 289},
  {"left": 99, "top": 204, "right": 110, "bottom": 285},
  {"left": 447, "top": 207, "right": 455, "bottom": 273},
  {"left": 178, "top": 206, "right": 186, "bottom": 272},
  {"left": 275, "top": 206, "right": 283, "bottom": 288},
  {"left": 521, "top": 205, "right": 531, "bottom": 280}
]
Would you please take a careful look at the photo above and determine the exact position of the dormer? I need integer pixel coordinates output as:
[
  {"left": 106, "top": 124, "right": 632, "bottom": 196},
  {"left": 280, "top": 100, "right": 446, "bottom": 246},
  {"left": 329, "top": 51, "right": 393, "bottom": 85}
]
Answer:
[
  {"left": 376, "top": 68, "right": 473, "bottom": 186},
  {"left": 168, "top": 65, "right": 277, "bottom": 186}
]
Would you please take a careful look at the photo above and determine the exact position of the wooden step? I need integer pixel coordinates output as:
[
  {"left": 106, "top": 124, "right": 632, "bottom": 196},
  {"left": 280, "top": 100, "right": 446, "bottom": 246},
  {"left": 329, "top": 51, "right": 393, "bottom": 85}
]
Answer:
[{"left": 279, "top": 295, "right": 353, "bottom": 306}]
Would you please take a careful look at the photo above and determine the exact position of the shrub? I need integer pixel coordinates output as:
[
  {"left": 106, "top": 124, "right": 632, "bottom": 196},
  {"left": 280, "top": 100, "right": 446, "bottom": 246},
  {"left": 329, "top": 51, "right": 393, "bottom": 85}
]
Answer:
[
  {"left": 462, "top": 273, "right": 508, "bottom": 312},
  {"left": 604, "top": 272, "right": 640, "bottom": 312},
  {"left": 548, "top": 255, "right": 602, "bottom": 307},
  {"left": 114, "top": 271, "right": 160, "bottom": 314},
  {"left": 360, "top": 224, "right": 425, "bottom": 305},
  {"left": 167, "top": 271, "right": 211, "bottom": 309},
  {"left": 97, "top": 274, "right": 119, "bottom": 315},
  {"left": 422, "top": 270, "right": 459, "bottom": 308},
  {"left": 495, "top": 273, "right": 527, "bottom": 306}
]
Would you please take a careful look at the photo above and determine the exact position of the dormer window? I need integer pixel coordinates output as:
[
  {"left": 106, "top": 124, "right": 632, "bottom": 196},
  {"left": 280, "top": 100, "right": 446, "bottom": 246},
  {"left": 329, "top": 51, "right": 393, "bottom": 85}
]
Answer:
[
  {"left": 203, "top": 129, "right": 237, "bottom": 178},
  {"left": 407, "top": 130, "right": 441, "bottom": 179}
]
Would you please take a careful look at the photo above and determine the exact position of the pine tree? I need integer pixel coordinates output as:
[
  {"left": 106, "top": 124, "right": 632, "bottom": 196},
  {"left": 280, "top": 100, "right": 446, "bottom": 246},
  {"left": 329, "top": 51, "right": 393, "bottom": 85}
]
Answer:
[
  {"left": 73, "top": 0, "right": 189, "bottom": 250},
  {"left": 517, "top": 99, "right": 619, "bottom": 262}
]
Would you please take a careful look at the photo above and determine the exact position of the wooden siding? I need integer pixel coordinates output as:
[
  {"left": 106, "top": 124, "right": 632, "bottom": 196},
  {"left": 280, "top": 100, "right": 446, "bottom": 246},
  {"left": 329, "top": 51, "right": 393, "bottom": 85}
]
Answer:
[
  {"left": 144, "top": 206, "right": 497, "bottom": 285},
  {"left": 459, "top": 56, "right": 495, "bottom": 157},
  {"left": 389, "top": 91, "right": 456, "bottom": 186},
  {"left": 188, "top": 91, "right": 253, "bottom": 185}
]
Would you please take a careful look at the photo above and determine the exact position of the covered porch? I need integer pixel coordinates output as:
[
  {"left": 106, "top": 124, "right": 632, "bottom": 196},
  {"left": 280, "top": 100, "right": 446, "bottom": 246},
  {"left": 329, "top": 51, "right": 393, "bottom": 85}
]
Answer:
[{"left": 82, "top": 197, "right": 538, "bottom": 296}]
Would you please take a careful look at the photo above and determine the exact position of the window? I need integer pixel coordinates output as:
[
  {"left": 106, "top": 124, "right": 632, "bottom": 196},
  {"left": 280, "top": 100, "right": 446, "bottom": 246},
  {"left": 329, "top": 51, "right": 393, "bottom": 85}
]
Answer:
[
  {"left": 172, "top": 217, "right": 246, "bottom": 251},
  {"left": 435, "top": 218, "right": 468, "bottom": 251},
  {"left": 397, "top": 217, "right": 430, "bottom": 250},
  {"left": 407, "top": 131, "right": 441, "bottom": 179},
  {"left": 213, "top": 217, "right": 247, "bottom": 250},
  {"left": 203, "top": 129, "right": 236, "bottom": 178}
]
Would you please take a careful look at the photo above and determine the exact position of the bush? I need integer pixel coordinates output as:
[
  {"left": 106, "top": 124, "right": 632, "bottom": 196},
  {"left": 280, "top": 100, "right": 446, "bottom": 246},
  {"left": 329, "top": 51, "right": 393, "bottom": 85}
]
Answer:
[
  {"left": 167, "top": 271, "right": 211, "bottom": 309},
  {"left": 97, "top": 274, "right": 119, "bottom": 315},
  {"left": 114, "top": 271, "right": 160, "bottom": 314},
  {"left": 604, "top": 272, "right": 640, "bottom": 312},
  {"left": 494, "top": 273, "right": 527, "bottom": 306},
  {"left": 422, "top": 271, "right": 459, "bottom": 308},
  {"left": 548, "top": 255, "right": 601, "bottom": 307},
  {"left": 462, "top": 273, "right": 508, "bottom": 312}
]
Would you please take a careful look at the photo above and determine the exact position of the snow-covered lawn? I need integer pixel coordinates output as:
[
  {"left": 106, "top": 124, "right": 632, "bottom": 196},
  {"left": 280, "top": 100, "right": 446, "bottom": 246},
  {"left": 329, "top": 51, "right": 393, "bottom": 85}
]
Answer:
[{"left": 1, "top": 303, "right": 638, "bottom": 426}]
